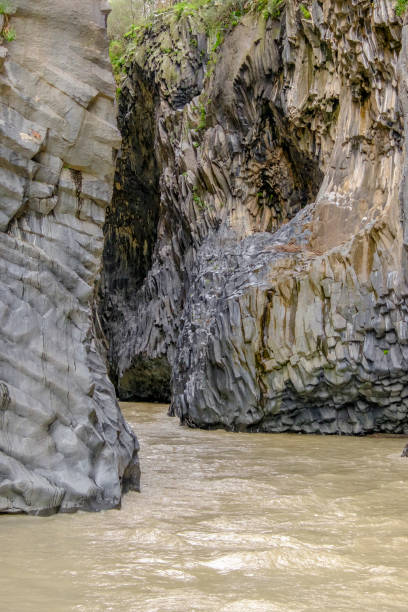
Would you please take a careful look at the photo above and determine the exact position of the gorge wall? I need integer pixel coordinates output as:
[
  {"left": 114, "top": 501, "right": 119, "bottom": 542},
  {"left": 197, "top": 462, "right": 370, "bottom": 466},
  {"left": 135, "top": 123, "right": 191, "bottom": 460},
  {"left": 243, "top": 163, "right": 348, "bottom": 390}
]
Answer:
[
  {"left": 0, "top": 0, "right": 139, "bottom": 514},
  {"left": 102, "top": 0, "right": 408, "bottom": 434}
]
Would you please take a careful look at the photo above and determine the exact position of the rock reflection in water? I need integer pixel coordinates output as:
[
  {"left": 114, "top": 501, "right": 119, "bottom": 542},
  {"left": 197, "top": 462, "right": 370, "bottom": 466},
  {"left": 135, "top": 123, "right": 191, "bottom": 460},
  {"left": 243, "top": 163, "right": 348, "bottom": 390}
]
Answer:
[{"left": 1, "top": 403, "right": 408, "bottom": 612}]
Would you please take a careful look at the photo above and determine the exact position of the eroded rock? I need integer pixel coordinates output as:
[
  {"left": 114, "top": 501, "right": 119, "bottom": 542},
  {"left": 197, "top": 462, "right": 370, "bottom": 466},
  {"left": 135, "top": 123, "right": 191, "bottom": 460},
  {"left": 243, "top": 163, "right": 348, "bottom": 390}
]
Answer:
[{"left": 0, "top": 0, "right": 139, "bottom": 514}]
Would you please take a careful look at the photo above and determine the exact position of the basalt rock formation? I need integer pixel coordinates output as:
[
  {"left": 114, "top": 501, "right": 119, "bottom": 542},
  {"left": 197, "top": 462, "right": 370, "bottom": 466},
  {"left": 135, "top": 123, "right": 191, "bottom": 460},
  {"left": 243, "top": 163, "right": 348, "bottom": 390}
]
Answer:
[
  {"left": 102, "top": 0, "right": 408, "bottom": 434},
  {"left": 0, "top": 0, "right": 139, "bottom": 514}
]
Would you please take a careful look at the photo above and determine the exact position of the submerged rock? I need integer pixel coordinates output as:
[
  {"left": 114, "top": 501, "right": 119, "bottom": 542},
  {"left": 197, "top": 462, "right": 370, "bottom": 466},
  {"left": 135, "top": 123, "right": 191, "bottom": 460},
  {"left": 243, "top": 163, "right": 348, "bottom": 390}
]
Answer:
[
  {"left": 0, "top": 0, "right": 139, "bottom": 514},
  {"left": 102, "top": 0, "right": 408, "bottom": 436}
]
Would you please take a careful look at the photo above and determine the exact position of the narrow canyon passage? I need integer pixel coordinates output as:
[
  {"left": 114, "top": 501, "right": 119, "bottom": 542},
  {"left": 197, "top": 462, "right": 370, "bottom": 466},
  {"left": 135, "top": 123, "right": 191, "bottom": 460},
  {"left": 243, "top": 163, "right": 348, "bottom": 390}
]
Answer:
[{"left": 2, "top": 403, "right": 408, "bottom": 612}]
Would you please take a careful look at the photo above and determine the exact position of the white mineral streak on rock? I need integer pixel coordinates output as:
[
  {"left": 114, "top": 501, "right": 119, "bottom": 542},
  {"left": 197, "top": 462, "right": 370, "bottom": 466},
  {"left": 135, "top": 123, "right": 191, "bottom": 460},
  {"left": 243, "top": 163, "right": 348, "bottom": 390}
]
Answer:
[
  {"left": 103, "top": 0, "right": 408, "bottom": 434},
  {"left": 0, "top": 0, "right": 139, "bottom": 514}
]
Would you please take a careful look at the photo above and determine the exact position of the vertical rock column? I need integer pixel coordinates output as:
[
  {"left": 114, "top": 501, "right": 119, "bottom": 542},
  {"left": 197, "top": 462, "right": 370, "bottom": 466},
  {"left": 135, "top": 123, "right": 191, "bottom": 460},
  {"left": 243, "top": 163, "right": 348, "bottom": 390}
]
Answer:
[{"left": 0, "top": 0, "right": 139, "bottom": 514}]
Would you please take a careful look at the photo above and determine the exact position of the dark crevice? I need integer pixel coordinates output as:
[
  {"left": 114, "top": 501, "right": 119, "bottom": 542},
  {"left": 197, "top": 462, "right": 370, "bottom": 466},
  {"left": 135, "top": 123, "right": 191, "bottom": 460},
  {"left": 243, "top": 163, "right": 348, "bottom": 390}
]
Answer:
[
  {"left": 99, "top": 65, "right": 173, "bottom": 402},
  {"left": 101, "top": 66, "right": 161, "bottom": 306},
  {"left": 118, "top": 356, "right": 171, "bottom": 403}
]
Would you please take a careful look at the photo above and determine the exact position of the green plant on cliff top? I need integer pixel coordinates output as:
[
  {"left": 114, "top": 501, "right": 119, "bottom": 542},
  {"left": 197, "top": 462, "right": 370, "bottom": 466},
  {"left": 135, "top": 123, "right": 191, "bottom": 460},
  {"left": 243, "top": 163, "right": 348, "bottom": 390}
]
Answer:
[
  {"left": 107, "top": 0, "right": 165, "bottom": 38},
  {"left": 108, "top": 0, "right": 287, "bottom": 84},
  {"left": 299, "top": 3, "right": 311, "bottom": 19},
  {"left": 109, "top": 39, "right": 126, "bottom": 79},
  {"left": 0, "top": 1, "right": 16, "bottom": 15},
  {"left": 173, "top": 1, "right": 208, "bottom": 20},
  {"left": 168, "top": 0, "right": 251, "bottom": 32},
  {"left": 2, "top": 26, "right": 15, "bottom": 41},
  {"left": 255, "top": 0, "right": 284, "bottom": 19},
  {"left": 396, "top": 0, "right": 408, "bottom": 15}
]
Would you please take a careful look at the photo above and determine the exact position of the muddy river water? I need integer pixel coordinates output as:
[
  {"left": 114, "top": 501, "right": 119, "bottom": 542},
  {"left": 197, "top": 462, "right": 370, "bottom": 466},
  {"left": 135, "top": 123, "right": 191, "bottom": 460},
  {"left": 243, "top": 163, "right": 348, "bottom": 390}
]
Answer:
[{"left": 2, "top": 403, "right": 408, "bottom": 611}]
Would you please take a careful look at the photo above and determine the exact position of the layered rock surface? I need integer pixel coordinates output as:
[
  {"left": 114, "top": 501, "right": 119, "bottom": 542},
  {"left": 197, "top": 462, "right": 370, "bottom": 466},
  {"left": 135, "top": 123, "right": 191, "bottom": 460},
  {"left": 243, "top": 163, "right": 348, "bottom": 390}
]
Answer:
[
  {"left": 102, "top": 0, "right": 408, "bottom": 434},
  {"left": 0, "top": 0, "right": 139, "bottom": 514}
]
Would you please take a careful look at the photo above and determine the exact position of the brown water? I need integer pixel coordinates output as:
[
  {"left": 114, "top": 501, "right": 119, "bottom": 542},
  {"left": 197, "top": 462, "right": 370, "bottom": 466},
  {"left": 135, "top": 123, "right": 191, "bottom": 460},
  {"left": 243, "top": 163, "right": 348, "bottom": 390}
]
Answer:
[{"left": 2, "top": 403, "right": 408, "bottom": 612}]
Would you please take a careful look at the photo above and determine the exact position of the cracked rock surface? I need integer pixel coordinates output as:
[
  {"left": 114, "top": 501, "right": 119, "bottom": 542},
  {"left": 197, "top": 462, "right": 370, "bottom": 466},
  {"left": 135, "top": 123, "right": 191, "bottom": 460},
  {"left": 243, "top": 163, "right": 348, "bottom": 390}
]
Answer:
[
  {"left": 102, "top": 0, "right": 408, "bottom": 434},
  {"left": 0, "top": 0, "right": 139, "bottom": 514}
]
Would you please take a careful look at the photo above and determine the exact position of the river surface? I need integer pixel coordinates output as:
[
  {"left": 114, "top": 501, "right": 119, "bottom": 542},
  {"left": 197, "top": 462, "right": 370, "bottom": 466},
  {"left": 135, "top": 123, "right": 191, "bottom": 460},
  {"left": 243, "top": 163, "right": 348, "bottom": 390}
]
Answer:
[{"left": 2, "top": 403, "right": 408, "bottom": 611}]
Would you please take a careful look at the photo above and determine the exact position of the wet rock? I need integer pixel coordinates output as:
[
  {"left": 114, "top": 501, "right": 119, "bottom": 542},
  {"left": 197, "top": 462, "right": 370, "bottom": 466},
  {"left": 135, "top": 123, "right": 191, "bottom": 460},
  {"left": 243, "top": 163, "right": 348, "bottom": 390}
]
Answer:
[{"left": 0, "top": 0, "right": 139, "bottom": 514}]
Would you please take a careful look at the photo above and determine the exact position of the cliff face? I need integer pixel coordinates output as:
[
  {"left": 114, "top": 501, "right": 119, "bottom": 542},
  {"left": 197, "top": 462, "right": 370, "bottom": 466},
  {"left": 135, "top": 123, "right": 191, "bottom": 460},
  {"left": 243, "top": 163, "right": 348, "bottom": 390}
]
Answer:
[
  {"left": 102, "top": 0, "right": 408, "bottom": 434},
  {"left": 0, "top": 0, "right": 139, "bottom": 514}
]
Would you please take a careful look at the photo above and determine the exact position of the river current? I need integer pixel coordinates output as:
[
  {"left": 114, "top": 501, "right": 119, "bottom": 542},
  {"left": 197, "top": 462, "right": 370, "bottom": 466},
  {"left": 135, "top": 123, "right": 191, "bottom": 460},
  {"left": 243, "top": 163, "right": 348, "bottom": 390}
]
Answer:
[{"left": 2, "top": 403, "right": 408, "bottom": 611}]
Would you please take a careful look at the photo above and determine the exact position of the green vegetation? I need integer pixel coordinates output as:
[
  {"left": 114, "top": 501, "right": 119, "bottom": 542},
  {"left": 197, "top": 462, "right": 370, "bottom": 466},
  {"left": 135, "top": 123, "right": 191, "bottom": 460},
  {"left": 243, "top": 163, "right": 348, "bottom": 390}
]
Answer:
[
  {"left": 299, "top": 3, "right": 311, "bottom": 19},
  {"left": 171, "top": 0, "right": 245, "bottom": 24},
  {"left": 192, "top": 186, "right": 207, "bottom": 209},
  {"left": 396, "top": 0, "right": 408, "bottom": 15},
  {"left": 3, "top": 26, "right": 15, "bottom": 41},
  {"left": 109, "top": 39, "right": 126, "bottom": 78},
  {"left": 198, "top": 102, "right": 207, "bottom": 129},
  {"left": 108, "top": 0, "right": 147, "bottom": 39},
  {"left": 108, "top": 0, "right": 287, "bottom": 43},
  {"left": 0, "top": 1, "right": 16, "bottom": 42},
  {"left": 255, "top": 0, "right": 284, "bottom": 19},
  {"left": 107, "top": 0, "right": 288, "bottom": 82},
  {"left": 167, "top": 0, "right": 286, "bottom": 25},
  {"left": 0, "top": 1, "right": 16, "bottom": 15},
  {"left": 173, "top": 1, "right": 202, "bottom": 19}
]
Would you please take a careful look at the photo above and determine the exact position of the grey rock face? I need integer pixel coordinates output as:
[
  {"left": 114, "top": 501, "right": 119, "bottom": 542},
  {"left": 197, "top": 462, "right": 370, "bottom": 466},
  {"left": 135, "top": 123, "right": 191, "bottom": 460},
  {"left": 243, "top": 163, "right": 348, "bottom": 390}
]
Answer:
[
  {"left": 102, "top": 0, "right": 408, "bottom": 434},
  {"left": 0, "top": 0, "right": 139, "bottom": 514}
]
